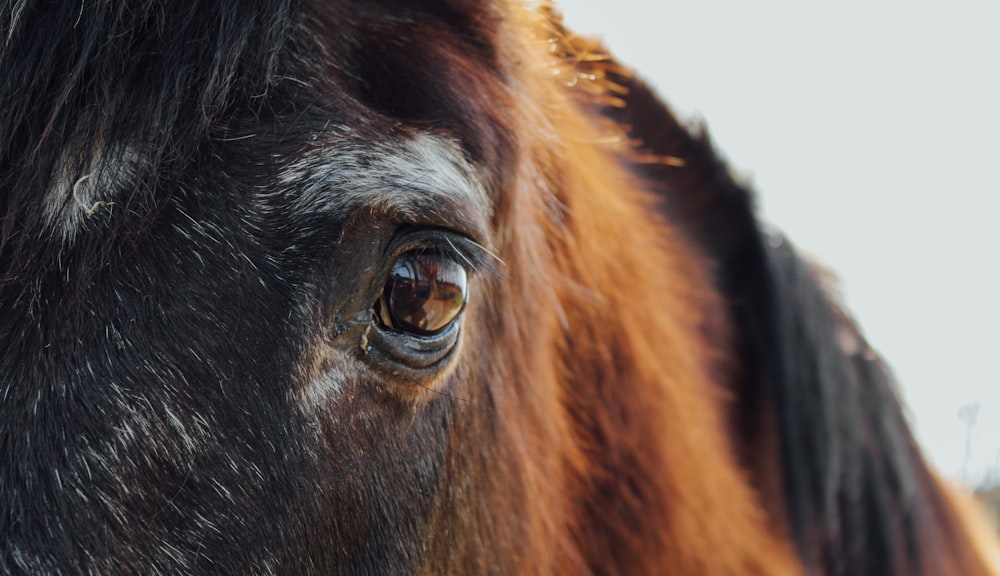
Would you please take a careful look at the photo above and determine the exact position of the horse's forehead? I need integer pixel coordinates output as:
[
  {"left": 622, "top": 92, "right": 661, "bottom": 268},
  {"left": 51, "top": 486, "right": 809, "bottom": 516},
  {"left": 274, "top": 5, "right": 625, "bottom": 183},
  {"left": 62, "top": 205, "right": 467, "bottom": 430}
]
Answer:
[
  {"left": 293, "top": 0, "right": 521, "bottom": 180},
  {"left": 30, "top": 0, "right": 532, "bottom": 242},
  {"left": 264, "top": 2, "right": 523, "bottom": 223}
]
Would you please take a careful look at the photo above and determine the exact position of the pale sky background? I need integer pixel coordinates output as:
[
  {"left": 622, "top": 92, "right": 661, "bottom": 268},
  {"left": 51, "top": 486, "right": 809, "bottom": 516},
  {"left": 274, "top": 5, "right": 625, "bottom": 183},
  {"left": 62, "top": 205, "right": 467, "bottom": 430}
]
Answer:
[{"left": 557, "top": 0, "right": 1000, "bottom": 485}]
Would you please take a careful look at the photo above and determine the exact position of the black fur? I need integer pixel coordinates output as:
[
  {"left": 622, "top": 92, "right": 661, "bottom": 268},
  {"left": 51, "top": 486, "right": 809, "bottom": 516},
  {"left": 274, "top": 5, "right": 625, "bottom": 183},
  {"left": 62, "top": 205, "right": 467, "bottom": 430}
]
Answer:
[
  {"left": 1, "top": 2, "right": 502, "bottom": 573},
  {"left": 0, "top": 1, "right": 293, "bottom": 253},
  {"left": 2, "top": 2, "right": 312, "bottom": 573}
]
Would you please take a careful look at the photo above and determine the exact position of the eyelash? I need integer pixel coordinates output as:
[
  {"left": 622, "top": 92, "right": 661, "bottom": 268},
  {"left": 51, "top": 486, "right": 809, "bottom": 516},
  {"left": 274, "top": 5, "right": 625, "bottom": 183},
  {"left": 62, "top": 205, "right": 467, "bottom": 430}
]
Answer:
[{"left": 382, "top": 229, "right": 499, "bottom": 279}]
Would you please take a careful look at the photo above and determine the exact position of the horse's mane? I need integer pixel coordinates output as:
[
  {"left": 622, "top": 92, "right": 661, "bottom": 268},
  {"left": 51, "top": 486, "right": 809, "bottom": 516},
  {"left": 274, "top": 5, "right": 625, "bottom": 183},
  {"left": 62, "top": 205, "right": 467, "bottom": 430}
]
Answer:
[{"left": 563, "top": 30, "right": 997, "bottom": 574}]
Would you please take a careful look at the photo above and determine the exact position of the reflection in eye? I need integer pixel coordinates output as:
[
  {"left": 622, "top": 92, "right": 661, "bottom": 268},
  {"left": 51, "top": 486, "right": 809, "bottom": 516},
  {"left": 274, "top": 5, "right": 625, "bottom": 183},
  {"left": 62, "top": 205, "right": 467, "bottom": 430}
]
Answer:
[{"left": 378, "top": 252, "right": 468, "bottom": 335}]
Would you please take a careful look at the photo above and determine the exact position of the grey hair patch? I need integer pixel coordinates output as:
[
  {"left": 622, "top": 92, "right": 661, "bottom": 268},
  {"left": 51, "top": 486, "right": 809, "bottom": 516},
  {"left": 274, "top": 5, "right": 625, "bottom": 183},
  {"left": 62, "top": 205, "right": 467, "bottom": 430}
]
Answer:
[
  {"left": 270, "top": 132, "right": 491, "bottom": 234},
  {"left": 43, "top": 141, "right": 144, "bottom": 241}
]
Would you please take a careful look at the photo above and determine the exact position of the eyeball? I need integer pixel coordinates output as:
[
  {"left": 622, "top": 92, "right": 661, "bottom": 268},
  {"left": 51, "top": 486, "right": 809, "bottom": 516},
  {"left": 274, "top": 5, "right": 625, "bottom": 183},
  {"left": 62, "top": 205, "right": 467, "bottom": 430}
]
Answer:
[{"left": 377, "top": 252, "right": 468, "bottom": 336}]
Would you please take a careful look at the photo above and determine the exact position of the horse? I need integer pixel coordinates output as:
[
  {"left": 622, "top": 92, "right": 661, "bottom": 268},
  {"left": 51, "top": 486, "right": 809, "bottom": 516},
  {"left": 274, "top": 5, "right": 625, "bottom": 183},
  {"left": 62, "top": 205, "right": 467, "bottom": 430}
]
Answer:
[{"left": 1, "top": 1, "right": 997, "bottom": 574}]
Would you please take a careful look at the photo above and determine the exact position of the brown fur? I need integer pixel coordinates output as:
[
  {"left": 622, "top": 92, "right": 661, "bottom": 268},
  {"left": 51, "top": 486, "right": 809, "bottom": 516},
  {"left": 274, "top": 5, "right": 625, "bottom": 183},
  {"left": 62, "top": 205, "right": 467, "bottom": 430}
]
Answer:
[
  {"left": 414, "top": 4, "right": 998, "bottom": 573},
  {"left": 414, "top": 5, "right": 802, "bottom": 573}
]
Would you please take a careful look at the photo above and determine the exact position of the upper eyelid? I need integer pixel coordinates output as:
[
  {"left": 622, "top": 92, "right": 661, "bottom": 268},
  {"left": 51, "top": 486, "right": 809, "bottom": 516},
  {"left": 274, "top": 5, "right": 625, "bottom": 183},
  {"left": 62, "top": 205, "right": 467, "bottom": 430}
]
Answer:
[{"left": 386, "top": 229, "right": 503, "bottom": 279}]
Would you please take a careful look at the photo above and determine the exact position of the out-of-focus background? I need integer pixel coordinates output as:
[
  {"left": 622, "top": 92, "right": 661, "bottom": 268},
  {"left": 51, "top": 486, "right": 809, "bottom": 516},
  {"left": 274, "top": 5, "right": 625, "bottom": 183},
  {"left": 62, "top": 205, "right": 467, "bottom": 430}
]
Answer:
[{"left": 556, "top": 0, "right": 1000, "bottom": 487}]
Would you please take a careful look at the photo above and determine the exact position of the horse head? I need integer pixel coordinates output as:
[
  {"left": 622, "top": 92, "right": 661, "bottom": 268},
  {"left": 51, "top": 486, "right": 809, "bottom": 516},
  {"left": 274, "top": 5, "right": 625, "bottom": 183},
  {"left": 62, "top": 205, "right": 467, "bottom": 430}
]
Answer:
[{"left": 1, "top": 2, "right": 996, "bottom": 574}]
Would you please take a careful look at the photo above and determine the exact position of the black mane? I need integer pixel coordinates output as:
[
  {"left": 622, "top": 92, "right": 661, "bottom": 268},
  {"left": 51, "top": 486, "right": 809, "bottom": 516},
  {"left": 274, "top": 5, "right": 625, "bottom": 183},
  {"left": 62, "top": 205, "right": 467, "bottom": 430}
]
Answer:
[{"left": 604, "top": 70, "right": 973, "bottom": 575}]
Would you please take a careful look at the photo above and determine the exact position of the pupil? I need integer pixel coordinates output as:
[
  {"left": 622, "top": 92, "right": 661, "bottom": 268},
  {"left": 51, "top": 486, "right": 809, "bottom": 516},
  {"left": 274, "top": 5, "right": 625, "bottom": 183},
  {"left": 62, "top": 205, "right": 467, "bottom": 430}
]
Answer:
[{"left": 385, "top": 253, "right": 468, "bottom": 335}]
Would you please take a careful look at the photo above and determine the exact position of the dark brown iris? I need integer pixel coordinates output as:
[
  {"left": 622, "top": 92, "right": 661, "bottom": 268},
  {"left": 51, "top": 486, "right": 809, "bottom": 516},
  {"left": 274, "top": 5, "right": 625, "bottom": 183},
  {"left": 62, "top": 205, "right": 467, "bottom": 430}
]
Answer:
[{"left": 379, "top": 253, "right": 468, "bottom": 335}]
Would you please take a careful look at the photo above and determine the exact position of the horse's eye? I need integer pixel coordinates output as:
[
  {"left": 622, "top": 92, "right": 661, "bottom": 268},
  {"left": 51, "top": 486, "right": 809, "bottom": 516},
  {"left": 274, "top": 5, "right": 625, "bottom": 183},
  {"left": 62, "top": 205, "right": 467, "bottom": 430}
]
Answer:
[{"left": 378, "top": 253, "right": 468, "bottom": 335}]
